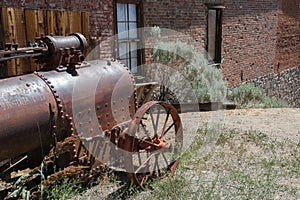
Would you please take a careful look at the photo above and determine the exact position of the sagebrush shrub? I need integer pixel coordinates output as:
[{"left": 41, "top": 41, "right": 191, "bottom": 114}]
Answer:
[
  {"left": 227, "top": 83, "right": 289, "bottom": 108},
  {"left": 152, "top": 41, "right": 227, "bottom": 103}
]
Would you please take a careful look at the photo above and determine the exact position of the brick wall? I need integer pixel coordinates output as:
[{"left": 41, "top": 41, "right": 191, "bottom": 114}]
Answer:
[
  {"left": 141, "top": 0, "right": 206, "bottom": 77},
  {"left": 275, "top": 0, "right": 300, "bottom": 73},
  {"left": 142, "top": 0, "right": 300, "bottom": 88},
  {"left": 222, "top": 0, "right": 280, "bottom": 86},
  {"left": 0, "top": 0, "right": 299, "bottom": 89},
  {"left": 142, "top": 0, "right": 206, "bottom": 53}
]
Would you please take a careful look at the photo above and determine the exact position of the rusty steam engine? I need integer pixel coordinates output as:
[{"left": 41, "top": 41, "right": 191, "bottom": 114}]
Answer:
[{"left": 0, "top": 33, "right": 183, "bottom": 197}]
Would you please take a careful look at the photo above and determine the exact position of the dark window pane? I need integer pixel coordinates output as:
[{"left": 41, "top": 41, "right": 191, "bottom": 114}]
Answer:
[{"left": 208, "top": 9, "right": 216, "bottom": 61}]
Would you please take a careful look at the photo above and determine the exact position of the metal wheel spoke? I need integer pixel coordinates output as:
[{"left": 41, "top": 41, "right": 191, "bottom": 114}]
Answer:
[
  {"left": 128, "top": 102, "right": 183, "bottom": 187},
  {"left": 140, "top": 121, "right": 149, "bottom": 137},
  {"left": 134, "top": 152, "right": 157, "bottom": 174},
  {"left": 137, "top": 138, "right": 158, "bottom": 148},
  {"left": 154, "top": 155, "right": 162, "bottom": 177},
  {"left": 161, "top": 111, "right": 170, "bottom": 138},
  {"left": 162, "top": 152, "right": 169, "bottom": 166},
  {"left": 158, "top": 139, "right": 176, "bottom": 154},
  {"left": 138, "top": 124, "right": 149, "bottom": 138},
  {"left": 155, "top": 106, "right": 161, "bottom": 135},
  {"left": 162, "top": 122, "right": 175, "bottom": 137},
  {"left": 138, "top": 152, "right": 142, "bottom": 166},
  {"left": 149, "top": 110, "right": 158, "bottom": 136}
]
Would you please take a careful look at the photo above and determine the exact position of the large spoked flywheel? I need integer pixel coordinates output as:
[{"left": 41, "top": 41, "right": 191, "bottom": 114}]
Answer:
[{"left": 125, "top": 101, "right": 183, "bottom": 186}]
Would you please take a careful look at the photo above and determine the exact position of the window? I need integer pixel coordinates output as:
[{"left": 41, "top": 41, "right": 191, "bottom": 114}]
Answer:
[
  {"left": 116, "top": 3, "right": 142, "bottom": 74},
  {"left": 207, "top": 6, "right": 223, "bottom": 64}
]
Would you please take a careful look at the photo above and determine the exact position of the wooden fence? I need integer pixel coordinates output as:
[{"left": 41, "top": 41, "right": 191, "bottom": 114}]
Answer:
[{"left": 0, "top": 7, "right": 89, "bottom": 77}]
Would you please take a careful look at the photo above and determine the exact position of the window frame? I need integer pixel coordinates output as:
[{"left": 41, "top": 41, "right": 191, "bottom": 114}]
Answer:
[
  {"left": 114, "top": 0, "right": 144, "bottom": 75},
  {"left": 206, "top": 4, "right": 224, "bottom": 64}
]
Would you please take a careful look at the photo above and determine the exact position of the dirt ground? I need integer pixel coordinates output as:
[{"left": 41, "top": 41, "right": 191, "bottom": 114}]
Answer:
[{"left": 180, "top": 107, "right": 300, "bottom": 145}]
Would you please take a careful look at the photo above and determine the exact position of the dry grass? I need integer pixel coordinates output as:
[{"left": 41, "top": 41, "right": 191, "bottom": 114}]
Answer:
[{"left": 133, "top": 127, "right": 300, "bottom": 200}]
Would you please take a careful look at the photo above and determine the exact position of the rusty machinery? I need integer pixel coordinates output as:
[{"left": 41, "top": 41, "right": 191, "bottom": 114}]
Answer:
[{"left": 0, "top": 33, "right": 183, "bottom": 196}]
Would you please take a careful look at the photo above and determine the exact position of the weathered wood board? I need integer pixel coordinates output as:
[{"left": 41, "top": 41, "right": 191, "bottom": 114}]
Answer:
[{"left": 0, "top": 8, "right": 89, "bottom": 77}]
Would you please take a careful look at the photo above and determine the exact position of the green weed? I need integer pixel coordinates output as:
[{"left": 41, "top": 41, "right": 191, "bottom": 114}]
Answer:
[{"left": 227, "top": 83, "right": 289, "bottom": 108}]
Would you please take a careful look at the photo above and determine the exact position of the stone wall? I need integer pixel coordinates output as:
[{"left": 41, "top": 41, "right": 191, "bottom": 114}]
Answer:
[{"left": 251, "top": 65, "right": 300, "bottom": 107}]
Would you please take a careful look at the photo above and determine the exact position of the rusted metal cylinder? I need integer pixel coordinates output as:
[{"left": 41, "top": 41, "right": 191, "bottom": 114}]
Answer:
[
  {"left": 43, "top": 33, "right": 87, "bottom": 54},
  {"left": 0, "top": 60, "right": 136, "bottom": 162},
  {"left": 0, "top": 74, "right": 57, "bottom": 161},
  {"left": 41, "top": 33, "right": 88, "bottom": 68}
]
